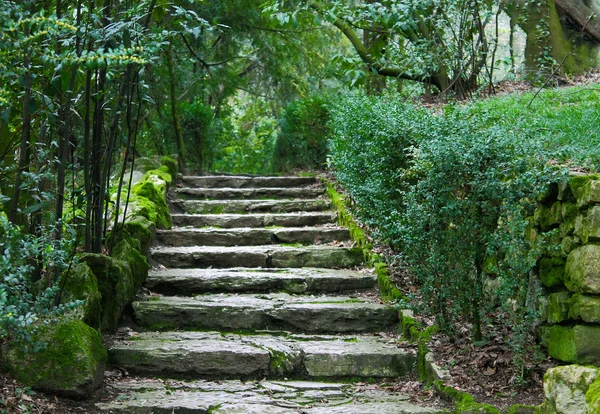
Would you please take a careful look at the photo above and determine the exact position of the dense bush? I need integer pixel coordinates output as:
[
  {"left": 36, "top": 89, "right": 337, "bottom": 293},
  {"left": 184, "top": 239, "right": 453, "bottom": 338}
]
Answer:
[
  {"left": 0, "top": 214, "right": 78, "bottom": 350},
  {"left": 327, "top": 90, "right": 427, "bottom": 244},
  {"left": 273, "top": 93, "right": 331, "bottom": 172},
  {"left": 328, "top": 90, "right": 568, "bottom": 375}
]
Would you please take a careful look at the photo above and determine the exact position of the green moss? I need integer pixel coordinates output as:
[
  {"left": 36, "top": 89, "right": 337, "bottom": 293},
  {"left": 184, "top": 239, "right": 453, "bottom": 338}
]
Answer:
[
  {"left": 132, "top": 181, "right": 172, "bottom": 229},
  {"left": 2, "top": 318, "right": 107, "bottom": 398},
  {"left": 60, "top": 262, "right": 102, "bottom": 330},
  {"left": 143, "top": 166, "right": 173, "bottom": 193},
  {"left": 112, "top": 239, "right": 150, "bottom": 287},
  {"left": 541, "top": 325, "right": 577, "bottom": 363},
  {"left": 433, "top": 381, "right": 501, "bottom": 413},
  {"left": 539, "top": 257, "right": 566, "bottom": 288},
  {"left": 267, "top": 348, "right": 294, "bottom": 375},
  {"left": 546, "top": 291, "right": 572, "bottom": 324},
  {"left": 80, "top": 253, "right": 135, "bottom": 333},
  {"left": 160, "top": 155, "right": 178, "bottom": 181},
  {"left": 586, "top": 377, "right": 600, "bottom": 411},
  {"left": 506, "top": 404, "right": 543, "bottom": 414}
]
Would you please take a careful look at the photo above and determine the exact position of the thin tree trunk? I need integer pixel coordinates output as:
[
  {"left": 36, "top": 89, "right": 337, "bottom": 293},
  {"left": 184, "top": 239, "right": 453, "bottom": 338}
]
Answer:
[{"left": 166, "top": 46, "right": 186, "bottom": 174}]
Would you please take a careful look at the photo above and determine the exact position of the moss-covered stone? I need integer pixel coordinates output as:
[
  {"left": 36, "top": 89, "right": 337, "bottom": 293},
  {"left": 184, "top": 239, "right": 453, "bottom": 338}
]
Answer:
[
  {"left": 537, "top": 202, "right": 563, "bottom": 232},
  {"left": 80, "top": 253, "right": 135, "bottom": 333},
  {"left": 160, "top": 155, "right": 178, "bottom": 181},
  {"left": 541, "top": 325, "right": 600, "bottom": 365},
  {"left": 112, "top": 239, "right": 150, "bottom": 288},
  {"left": 132, "top": 180, "right": 172, "bottom": 229},
  {"left": 561, "top": 236, "right": 578, "bottom": 256},
  {"left": 546, "top": 291, "right": 572, "bottom": 324},
  {"left": 570, "top": 175, "right": 600, "bottom": 208},
  {"left": 544, "top": 365, "right": 599, "bottom": 414},
  {"left": 568, "top": 294, "right": 600, "bottom": 323},
  {"left": 540, "top": 257, "right": 566, "bottom": 288},
  {"left": 587, "top": 377, "right": 600, "bottom": 412},
  {"left": 143, "top": 166, "right": 172, "bottom": 196},
  {"left": 1, "top": 318, "right": 107, "bottom": 398},
  {"left": 433, "top": 381, "right": 501, "bottom": 413},
  {"left": 560, "top": 203, "right": 578, "bottom": 236},
  {"left": 133, "top": 157, "right": 161, "bottom": 173},
  {"left": 565, "top": 245, "right": 600, "bottom": 294},
  {"left": 60, "top": 262, "right": 102, "bottom": 330}
]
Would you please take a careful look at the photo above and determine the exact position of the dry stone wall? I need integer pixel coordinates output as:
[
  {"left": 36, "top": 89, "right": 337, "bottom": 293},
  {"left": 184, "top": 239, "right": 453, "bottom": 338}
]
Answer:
[{"left": 536, "top": 174, "right": 600, "bottom": 365}]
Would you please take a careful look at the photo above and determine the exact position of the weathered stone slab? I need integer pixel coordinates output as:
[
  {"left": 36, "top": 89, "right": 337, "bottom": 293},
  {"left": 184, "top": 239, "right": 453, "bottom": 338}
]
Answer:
[
  {"left": 151, "top": 245, "right": 364, "bottom": 269},
  {"left": 145, "top": 268, "right": 377, "bottom": 295},
  {"left": 156, "top": 227, "right": 351, "bottom": 247},
  {"left": 96, "top": 379, "right": 443, "bottom": 413},
  {"left": 541, "top": 325, "right": 600, "bottom": 365},
  {"left": 133, "top": 293, "right": 398, "bottom": 333},
  {"left": 170, "top": 199, "right": 332, "bottom": 214},
  {"left": 544, "top": 365, "right": 599, "bottom": 414},
  {"left": 175, "top": 187, "right": 325, "bottom": 200},
  {"left": 565, "top": 245, "right": 600, "bottom": 294},
  {"left": 171, "top": 213, "right": 337, "bottom": 228},
  {"left": 182, "top": 175, "right": 318, "bottom": 188},
  {"left": 568, "top": 294, "right": 600, "bottom": 323},
  {"left": 109, "top": 332, "right": 416, "bottom": 379},
  {"left": 109, "top": 332, "right": 271, "bottom": 378}
]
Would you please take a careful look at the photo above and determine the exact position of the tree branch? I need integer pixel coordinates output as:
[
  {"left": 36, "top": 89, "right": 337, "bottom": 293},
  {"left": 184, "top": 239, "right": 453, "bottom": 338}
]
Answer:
[{"left": 555, "top": 0, "right": 600, "bottom": 43}]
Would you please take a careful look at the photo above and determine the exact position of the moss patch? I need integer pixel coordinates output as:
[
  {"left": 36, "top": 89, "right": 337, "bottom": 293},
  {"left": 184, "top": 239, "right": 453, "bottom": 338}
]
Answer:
[
  {"left": 160, "top": 155, "right": 178, "bottom": 181},
  {"left": 60, "top": 262, "right": 102, "bottom": 330},
  {"left": 132, "top": 180, "right": 172, "bottom": 229},
  {"left": 2, "top": 318, "right": 107, "bottom": 398},
  {"left": 434, "top": 380, "right": 501, "bottom": 413}
]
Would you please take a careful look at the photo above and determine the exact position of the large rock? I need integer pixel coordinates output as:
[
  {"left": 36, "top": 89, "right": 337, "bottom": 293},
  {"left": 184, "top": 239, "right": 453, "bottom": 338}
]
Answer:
[
  {"left": 565, "top": 245, "right": 600, "bottom": 294},
  {"left": 2, "top": 319, "right": 107, "bottom": 398},
  {"left": 175, "top": 187, "right": 325, "bottom": 200},
  {"left": 544, "top": 365, "right": 599, "bottom": 414},
  {"left": 170, "top": 199, "right": 332, "bottom": 214},
  {"left": 181, "top": 175, "right": 317, "bottom": 188},
  {"left": 541, "top": 325, "right": 600, "bottom": 365},
  {"left": 132, "top": 293, "right": 398, "bottom": 333},
  {"left": 569, "top": 294, "right": 600, "bottom": 323},
  {"left": 145, "top": 267, "right": 377, "bottom": 295},
  {"left": 171, "top": 212, "right": 337, "bottom": 228},
  {"left": 151, "top": 245, "right": 364, "bottom": 269},
  {"left": 570, "top": 175, "right": 600, "bottom": 208},
  {"left": 60, "top": 262, "right": 103, "bottom": 330},
  {"left": 156, "top": 227, "right": 350, "bottom": 247},
  {"left": 109, "top": 332, "right": 415, "bottom": 379}
]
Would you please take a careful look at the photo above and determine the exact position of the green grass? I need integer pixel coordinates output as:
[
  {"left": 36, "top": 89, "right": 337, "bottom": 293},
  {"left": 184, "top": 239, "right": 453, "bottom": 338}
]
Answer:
[{"left": 460, "top": 85, "right": 600, "bottom": 170}]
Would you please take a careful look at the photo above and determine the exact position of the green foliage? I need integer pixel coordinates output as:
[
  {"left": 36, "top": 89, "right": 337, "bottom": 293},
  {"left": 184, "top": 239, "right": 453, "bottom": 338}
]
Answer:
[
  {"left": 274, "top": 93, "right": 331, "bottom": 172},
  {"left": 0, "top": 214, "right": 78, "bottom": 349},
  {"left": 327, "top": 90, "right": 427, "bottom": 244}
]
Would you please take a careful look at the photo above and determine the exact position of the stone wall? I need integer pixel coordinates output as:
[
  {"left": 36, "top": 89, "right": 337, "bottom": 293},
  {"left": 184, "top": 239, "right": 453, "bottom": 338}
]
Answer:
[{"left": 536, "top": 174, "right": 600, "bottom": 366}]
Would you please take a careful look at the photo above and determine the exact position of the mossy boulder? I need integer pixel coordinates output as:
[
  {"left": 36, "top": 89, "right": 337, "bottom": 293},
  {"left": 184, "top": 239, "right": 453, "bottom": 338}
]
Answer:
[
  {"left": 569, "top": 294, "right": 600, "bottom": 323},
  {"left": 143, "top": 166, "right": 173, "bottom": 196},
  {"left": 540, "top": 257, "right": 566, "bottom": 288},
  {"left": 80, "top": 253, "right": 137, "bottom": 333},
  {"left": 60, "top": 262, "right": 102, "bottom": 330},
  {"left": 132, "top": 180, "right": 172, "bottom": 229},
  {"left": 111, "top": 216, "right": 155, "bottom": 256},
  {"left": 133, "top": 157, "right": 161, "bottom": 173},
  {"left": 570, "top": 175, "right": 600, "bottom": 208},
  {"left": 565, "top": 245, "right": 600, "bottom": 294},
  {"left": 544, "top": 365, "right": 599, "bottom": 413},
  {"left": 541, "top": 325, "right": 600, "bottom": 365},
  {"left": 536, "top": 202, "right": 563, "bottom": 232},
  {"left": 1, "top": 318, "right": 107, "bottom": 398},
  {"left": 546, "top": 291, "right": 572, "bottom": 324},
  {"left": 111, "top": 239, "right": 150, "bottom": 288},
  {"left": 160, "top": 155, "right": 178, "bottom": 182}
]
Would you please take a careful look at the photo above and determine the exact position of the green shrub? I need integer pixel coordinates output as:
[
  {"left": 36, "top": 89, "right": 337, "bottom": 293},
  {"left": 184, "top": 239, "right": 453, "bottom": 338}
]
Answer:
[
  {"left": 327, "top": 90, "right": 427, "bottom": 245},
  {"left": 0, "top": 214, "right": 79, "bottom": 349},
  {"left": 273, "top": 93, "right": 331, "bottom": 172}
]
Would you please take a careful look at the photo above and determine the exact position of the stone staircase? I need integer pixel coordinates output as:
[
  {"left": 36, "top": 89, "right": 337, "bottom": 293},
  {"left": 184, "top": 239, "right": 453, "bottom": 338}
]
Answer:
[{"left": 99, "top": 175, "right": 443, "bottom": 413}]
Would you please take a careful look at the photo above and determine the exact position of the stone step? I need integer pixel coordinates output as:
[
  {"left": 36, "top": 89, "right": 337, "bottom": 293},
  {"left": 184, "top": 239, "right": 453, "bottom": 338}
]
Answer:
[
  {"left": 151, "top": 245, "right": 364, "bottom": 269},
  {"left": 97, "top": 379, "right": 443, "bottom": 413},
  {"left": 182, "top": 175, "right": 318, "bottom": 189},
  {"left": 171, "top": 212, "right": 337, "bottom": 228},
  {"left": 156, "top": 227, "right": 351, "bottom": 247},
  {"left": 133, "top": 293, "right": 397, "bottom": 333},
  {"left": 174, "top": 187, "right": 325, "bottom": 200},
  {"left": 146, "top": 268, "right": 377, "bottom": 295},
  {"left": 108, "top": 331, "right": 416, "bottom": 380},
  {"left": 170, "top": 199, "right": 332, "bottom": 215}
]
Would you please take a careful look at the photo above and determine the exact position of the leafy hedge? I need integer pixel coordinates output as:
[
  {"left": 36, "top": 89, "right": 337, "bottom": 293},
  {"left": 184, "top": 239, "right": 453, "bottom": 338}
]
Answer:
[{"left": 328, "top": 90, "right": 568, "bottom": 375}]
